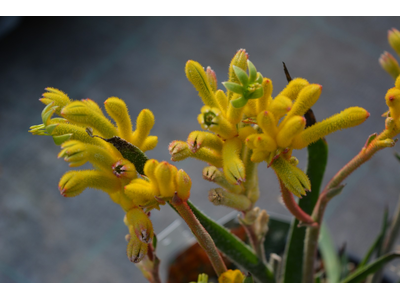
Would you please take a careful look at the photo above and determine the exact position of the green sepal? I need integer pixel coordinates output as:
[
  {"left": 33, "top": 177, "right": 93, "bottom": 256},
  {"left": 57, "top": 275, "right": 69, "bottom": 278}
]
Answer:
[
  {"left": 244, "top": 272, "right": 254, "bottom": 283},
  {"left": 248, "top": 87, "right": 264, "bottom": 99},
  {"left": 247, "top": 60, "right": 257, "bottom": 83},
  {"left": 186, "top": 201, "right": 275, "bottom": 283},
  {"left": 53, "top": 133, "right": 73, "bottom": 145},
  {"left": 256, "top": 72, "right": 263, "bottom": 84},
  {"left": 341, "top": 252, "right": 400, "bottom": 283},
  {"left": 152, "top": 234, "right": 158, "bottom": 251},
  {"left": 45, "top": 124, "right": 58, "bottom": 135},
  {"left": 233, "top": 66, "right": 249, "bottom": 86},
  {"left": 42, "top": 105, "right": 58, "bottom": 125},
  {"left": 223, "top": 82, "right": 245, "bottom": 95},
  {"left": 231, "top": 96, "right": 248, "bottom": 108}
]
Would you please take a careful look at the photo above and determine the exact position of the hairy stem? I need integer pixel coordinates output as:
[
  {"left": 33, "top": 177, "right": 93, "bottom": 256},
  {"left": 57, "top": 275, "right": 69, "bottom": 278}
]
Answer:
[
  {"left": 169, "top": 196, "right": 227, "bottom": 277},
  {"left": 303, "top": 128, "right": 395, "bottom": 282}
]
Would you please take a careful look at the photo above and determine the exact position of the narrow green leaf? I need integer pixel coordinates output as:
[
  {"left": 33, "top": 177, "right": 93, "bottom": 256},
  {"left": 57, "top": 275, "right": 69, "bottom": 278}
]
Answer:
[
  {"left": 233, "top": 66, "right": 248, "bottom": 86},
  {"left": 341, "top": 253, "right": 400, "bottom": 283},
  {"left": 152, "top": 234, "right": 158, "bottom": 251},
  {"left": 319, "top": 223, "right": 341, "bottom": 283},
  {"left": 86, "top": 128, "right": 149, "bottom": 175},
  {"left": 247, "top": 60, "right": 257, "bottom": 83},
  {"left": 230, "top": 96, "right": 248, "bottom": 108},
  {"left": 282, "top": 138, "right": 328, "bottom": 282},
  {"left": 395, "top": 152, "right": 400, "bottom": 163},
  {"left": 187, "top": 201, "right": 275, "bottom": 283},
  {"left": 223, "top": 82, "right": 244, "bottom": 95}
]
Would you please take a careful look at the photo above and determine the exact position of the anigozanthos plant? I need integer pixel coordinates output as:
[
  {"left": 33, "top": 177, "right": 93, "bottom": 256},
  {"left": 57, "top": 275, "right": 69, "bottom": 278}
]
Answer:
[
  {"left": 29, "top": 88, "right": 228, "bottom": 278},
  {"left": 171, "top": 49, "right": 369, "bottom": 227}
]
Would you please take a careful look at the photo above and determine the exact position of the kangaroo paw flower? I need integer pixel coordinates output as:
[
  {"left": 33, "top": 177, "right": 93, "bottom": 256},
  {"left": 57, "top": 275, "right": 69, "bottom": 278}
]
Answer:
[{"left": 208, "top": 188, "right": 252, "bottom": 211}]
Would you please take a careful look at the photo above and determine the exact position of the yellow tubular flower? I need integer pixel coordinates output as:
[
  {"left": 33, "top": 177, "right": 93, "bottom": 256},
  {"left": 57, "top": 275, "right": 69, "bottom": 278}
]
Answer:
[
  {"left": 187, "top": 131, "right": 223, "bottom": 153},
  {"left": 227, "top": 49, "right": 248, "bottom": 100},
  {"left": 185, "top": 60, "right": 221, "bottom": 109},
  {"left": 291, "top": 107, "right": 370, "bottom": 149},
  {"left": 238, "top": 126, "right": 258, "bottom": 142},
  {"left": 385, "top": 87, "right": 400, "bottom": 122},
  {"left": 268, "top": 95, "right": 292, "bottom": 120},
  {"left": 257, "top": 110, "right": 278, "bottom": 137},
  {"left": 104, "top": 97, "right": 133, "bottom": 141},
  {"left": 254, "top": 134, "right": 277, "bottom": 152},
  {"left": 169, "top": 140, "right": 223, "bottom": 168},
  {"left": 227, "top": 101, "right": 245, "bottom": 124},
  {"left": 202, "top": 166, "right": 244, "bottom": 194},
  {"left": 124, "top": 178, "right": 157, "bottom": 207},
  {"left": 250, "top": 149, "right": 270, "bottom": 163},
  {"left": 278, "top": 77, "right": 309, "bottom": 100},
  {"left": 58, "top": 140, "right": 117, "bottom": 169},
  {"left": 81, "top": 99, "right": 105, "bottom": 116},
  {"left": 141, "top": 136, "right": 158, "bottom": 152},
  {"left": 154, "top": 161, "right": 176, "bottom": 197},
  {"left": 131, "top": 109, "right": 156, "bottom": 150},
  {"left": 215, "top": 90, "right": 229, "bottom": 114},
  {"left": 218, "top": 269, "right": 245, "bottom": 283},
  {"left": 276, "top": 116, "right": 306, "bottom": 148},
  {"left": 59, "top": 170, "right": 121, "bottom": 197},
  {"left": 279, "top": 84, "right": 322, "bottom": 129},
  {"left": 143, "top": 159, "right": 160, "bottom": 195},
  {"left": 112, "top": 159, "right": 137, "bottom": 180},
  {"left": 198, "top": 106, "right": 238, "bottom": 139},
  {"left": 209, "top": 188, "right": 252, "bottom": 211},
  {"left": 244, "top": 99, "right": 258, "bottom": 117},
  {"left": 61, "top": 101, "right": 118, "bottom": 138},
  {"left": 126, "top": 230, "right": 148, "bottom": 263},
  {"left": 257, "top": 78, "right": 273, "bottom": 114},
  {"left": 175, "top": 169, "right": 192, "bottom": 201},
  {"left": 206, "top": 66, "right": 218, "bottom": 93},
  {"left": 40, "top": 87, "right": 71, "bottom": 115},
  {"left": 395, "top": 75, "right": 400, "bottom": 89},
  {"left": 222, "top": 138, "right": 246, "bottom": 185},
  {"left": 271, "top": 156, "right": 311, "bottom": 198},
  {"left": 126, "top": 208, "right": 154, "bottom": 243},
  {"left": 379, "top": 51, "right": 400, "bottom": 80},
  {"left": 388, "top": 28, "right": 400, "bottom": 57}
]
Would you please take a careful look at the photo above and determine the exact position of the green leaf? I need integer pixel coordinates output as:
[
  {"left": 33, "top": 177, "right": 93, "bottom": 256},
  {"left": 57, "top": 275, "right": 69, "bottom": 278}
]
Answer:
[
  {"left": 282, "top": 138, "right": 328, "bottom": 283},
  {"left": 248, "top": 87, "right": 264, "bottom": 99},
  {"left": 244, "top": 272, "right": 254, "bottom": 283},
  {"left": 86, "top": 129, "right": 149, "bottom": 175},
  {"left": 230, "top": 96, "right": 247, "bottom": 108},
  {"left": 341, "top": 252, "right": 400, "bottom": 283},
  {"left": 187, "top": 201, "right": 275, "bottom": 283},
  {"left": 53, "top": 133, "right": 72, "bottom": 145},
  {"left": 233, "top": 66, "right": 248, "bottom": 86},
  {"left": 152, "top": 233, "right": 158, "bottom": 251},
  {"left": 359, "top": 208, "right": 388, "bottom": 269},
  {"left": 222, "top": 82, "right": 244, "bottom": 95},
  {"left": 319, "top": 223, "right": 341, "bottom": 282},
  {"left": 395, "top": 152, "right": 400, "bottom": 163},
  {"left": 247, "top": 60, "right": 257, "bottom": 83}
]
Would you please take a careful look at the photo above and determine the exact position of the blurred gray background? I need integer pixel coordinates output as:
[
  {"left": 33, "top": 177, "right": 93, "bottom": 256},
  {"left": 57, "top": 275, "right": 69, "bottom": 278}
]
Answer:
[{"left": 1, "top": 17, "right": 400, "bottom": 283}]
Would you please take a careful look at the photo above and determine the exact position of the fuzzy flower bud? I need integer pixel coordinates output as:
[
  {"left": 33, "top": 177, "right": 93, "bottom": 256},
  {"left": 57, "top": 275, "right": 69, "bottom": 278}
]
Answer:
[
  {"left": 379, "top": 51, "right": 400, "bottom": 79},
  {"left": 385, "top": 87, "right": 400, "bottom": 121},
  {"left": 218, "top": 269, "right": 245, "bottom": 283},
  {"left": 59, "top": 170, "right": 121, "bottom": 197},
  {"left": 131, "top": 109, "right": 156, "bottom": 150},
  {"left": 276, "top": 116, "right": 306, "bottom": 148},
  {"left": 187, "top": 131, "right": 223, "bottom": 153},
  {"left": 126, "top": 208, "right": 154, "bottom": 243},
  {"left": 104, "top": 97, "right": 133, "bottom": 141},
  {"left": 175, "top": 169, "right": 192, "bottom": 201},
  {"left": 202, "top": 166, "right": 244, "bottom": 194},
  {"left": 268, "top": 95, "right": 292, "bottom": 120},
  {"left": 208, "top": 188, "right": 252, "bottom": 212},
  {"left": 222, "top": 138, "right": 246, "bottom": 185},
  {"left": 185, "top": 60, "right": 220, "bottom": 109},
  {"left": 388, "top": 28, "right": 400, "bottom": 57},
  {"left": 154, "top": 161, "right": 176, "bottom": 197},
  {"left": 40, "top": 87, "right": 71, "bottom": 116},
  {"left": 126, "top": 231, "right": 148, "bottom": 263}
]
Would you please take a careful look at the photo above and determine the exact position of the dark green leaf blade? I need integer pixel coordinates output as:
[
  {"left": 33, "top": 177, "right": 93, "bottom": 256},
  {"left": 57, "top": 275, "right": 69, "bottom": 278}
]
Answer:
[
  {"left": 319, "top": 223, "right": 341, "bottom": 282},
  {"left": 187, "top": 201, "right": 275, "bottom": 283},
  {"left": 342, "top": 253, "right": 400, "bottom": 283}
]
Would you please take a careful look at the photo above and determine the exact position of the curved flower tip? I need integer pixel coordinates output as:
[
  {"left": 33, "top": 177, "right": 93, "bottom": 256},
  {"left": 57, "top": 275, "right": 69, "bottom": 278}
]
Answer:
[
  {"left": 126, "top": 208, "right": 154, "bottom": 243},
  {"left": 127, "top": 232, "right": 148, "bottom": 263},
  {"left": 218, "top": 269, "right": 245, "bottom": 283}
]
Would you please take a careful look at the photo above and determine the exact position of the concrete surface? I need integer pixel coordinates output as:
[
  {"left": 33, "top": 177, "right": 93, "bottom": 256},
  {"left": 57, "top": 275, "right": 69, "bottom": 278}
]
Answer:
[{"left": 1, "top": 17, "right": 400, "bottom": 282}]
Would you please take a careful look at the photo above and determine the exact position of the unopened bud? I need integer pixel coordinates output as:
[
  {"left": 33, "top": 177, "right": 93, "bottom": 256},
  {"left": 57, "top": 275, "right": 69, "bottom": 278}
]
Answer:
[
  {"left": 379, "top": 51, "right": 400, "bottom": 79},
  {"left": 175, "top": 169, "right": 192, "bottom": 201},
  {"left": 388, "top": 28, "right": 400, "bottom": 57},
  {"left": 208, "top": 188, "right": 252, "bottom": 211},
  {"left": 126, "top": 208, "right": 154, "bottom": 243},
  {"left": 127, "top": 232, "right": 148, "bottom": 263}
]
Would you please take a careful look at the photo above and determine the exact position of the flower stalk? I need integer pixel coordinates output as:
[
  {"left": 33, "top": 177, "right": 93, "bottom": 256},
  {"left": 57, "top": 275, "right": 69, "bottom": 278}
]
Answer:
[{"left": 169, "top": 195, "right": 227, "bottom": 277}]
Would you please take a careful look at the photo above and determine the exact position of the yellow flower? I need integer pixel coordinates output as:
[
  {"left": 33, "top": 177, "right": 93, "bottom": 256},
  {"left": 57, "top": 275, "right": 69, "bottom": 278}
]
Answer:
[
  {"left": 218, "top": 269, "right": 245, "bottom": 283},
  {"left": 178, "top": 51, "right": 370, "bottom": 199},
  {"left": 29, "top": 87, "right": 165, "bottom": 263}
]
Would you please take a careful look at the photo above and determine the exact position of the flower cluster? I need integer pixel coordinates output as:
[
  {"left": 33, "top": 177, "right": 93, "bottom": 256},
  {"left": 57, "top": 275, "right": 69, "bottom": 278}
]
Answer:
[
  {"left": 170, "top": 49, "right": 369, "bottom": 215},
  {"left": 29, "top": 88, "right": 191, "bottom": 263}
]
